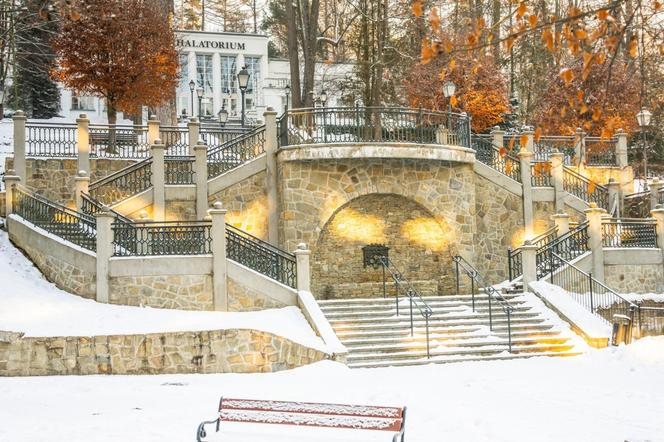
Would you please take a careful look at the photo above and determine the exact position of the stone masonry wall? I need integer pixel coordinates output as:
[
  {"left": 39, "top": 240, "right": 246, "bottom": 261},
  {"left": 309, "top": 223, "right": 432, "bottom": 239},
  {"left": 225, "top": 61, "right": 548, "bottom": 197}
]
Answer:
[
  {"left": 166, "top": 199, "right": 196, "bottom": 221},
  {"left": 604, "top": 264, "right": 664, "bottom": 294},
  {"left": 228, "top": 277, "right": 288, "bottom": 311},
  {"left": 0, "top": 329, "right": 327, "bottom": 376},
  {"left": 209, "top": 170, "right": 268, "bottom": 240},
  {"left": 5, "top": 157, "right": 136, "bottom": 205},
  {"left": 109, "top": 275, "right": 214, "bottom": 310},
  {"left": 0, "top": 190, "right": 5, "bottom": 217}
]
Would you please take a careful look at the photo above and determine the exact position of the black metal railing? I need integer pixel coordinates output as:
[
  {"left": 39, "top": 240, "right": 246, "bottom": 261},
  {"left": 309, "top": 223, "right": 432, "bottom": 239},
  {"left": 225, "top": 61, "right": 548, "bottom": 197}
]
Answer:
[
  {"left": 26, "top": 122, "right": 78, "bottom": 157},
  {"left": 160, "top": 126, "right": 190, "bottom": 156},
  {"left": 453, "top": 255, "right": 514, "bottom": 352},
  {"left": 201, "top": 127, "right": 251, "bottom": 150},
  {"left": 636, "top": 306, "right": 664, "bottom": 337},
  {"left": 88, "top": 158, "right": 153, "bottom": 206},
  {"left": 278, "top": 106, "right": 471, "bottom": 148},
  {"left": 507, "top": 226, "right": 558, "bottom": 280},
  {"left": 12, "top": 187, "right": 96, "bottom": 251},
  {"left": 531, "top": 161, "right": 553, "bottom": 187},
  {"left": 537, "top": 222, "right": 590, "bottom": 279},
  {"left": 80, "top": 192, "right": 133, "bottom": 224},
  {"left": 623, "top": 191, "right": 651, "bottom": 218},
  {"left": 585, "top": 137, "right": 617, "bottom": 166},
  {"left": 563, "top": 166, "right": 609, "bottom": 209},
  {"left": 472, "top": 135, "right": 522, "bottom": 182},
  {"left": 112, "top": 220, "right": 212, "bottom": 257},
  {"left": 89, "top": 125, "right": 151, "bottom": 159},
  {"left": 165, "top": 156, "right": 195, "bottom": 185},
  {"left": 534, "top": 136, "right": 576, "bottom": 164},
  {"left": 225, "top": 225, "right": 297, "bottom": 288},
  {"left": 207, "top": 126, "right": 266, "bottom": 179},
  {"left": 602, "top": 219, "right": 658, "bottom": 248}
]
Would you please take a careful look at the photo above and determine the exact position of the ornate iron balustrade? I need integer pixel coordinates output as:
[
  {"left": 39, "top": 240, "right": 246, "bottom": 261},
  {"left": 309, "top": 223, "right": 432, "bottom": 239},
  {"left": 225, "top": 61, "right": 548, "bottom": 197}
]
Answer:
[
  {"left": 623, "top": 191, "right": 651, "bottom": 218},
  {"left": 585, "top": 137, "right": 617, "bottom": 166},
  {"left": 80, "top": 192, "right": 133, "bottom": 224},
  {"left": 278, "top": 107, "right": 471, "bottom": 148},
  {"left": 225, "top": 225, "right": 297, "bottom": 288},
  {"left": 602, "top": 219, "right": 658, "bottom": 248},
  {"left": 165, "top": 157, "right": 195, "bottom": 184},
  {"left": 534, "top": 136, "right": 576, "bottom": 164},
  {"left": 531, "top": 161, "right": 552, "bottom": 187},
  {"left": 507, "top": 226, "right": 558, "bottom": 280},
  {"left": 88, "top": 158, "right": 152, "bottom": 206},
  {"left": 201, "top": 127, "right": 251, "bottom": 150},
  {"left": 160, "top": 126, "right": 190, "bottom": 156},
  {"left": 12, "top": 187, "right": 96, "bottom": 251},
  {"left": 26, "top": 122, "right": 78, "bottom": 157},
  {"left": 89, "top": 125, "right": 151, "bottom": 159},
  {"left": 453, "top": 255, "right": 515, "bottom": 352},
  {"left": 636, "top": 306, "right": 664, "bottom": 337},
  {"left": 536, "top": 222, "right": 589, "bottom": 279},
  {"left": 562, "top": 166, "right": 609, "bottom": 209},
  {"left": 207, "top": 126, "right": 266, "bottom": 179},
  {"left": 472, "top": 135, "right": 522, "bottom": 182},
  {"left": 112, "top": 220, "right": 212, "bottom": 257}
]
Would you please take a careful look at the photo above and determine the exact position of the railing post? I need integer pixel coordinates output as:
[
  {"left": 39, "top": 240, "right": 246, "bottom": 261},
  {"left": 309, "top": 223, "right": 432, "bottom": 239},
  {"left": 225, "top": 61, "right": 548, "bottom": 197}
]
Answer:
[
  {"left": 649, "top": 178, "right": 662, "bottom": 212},
  {"left": 74, "top": 170, "right": 90, "bottom": 212},
  {"left": 425, "top": 314, "right": 430, "bottom": 359},
  {"left": 614, "top": 129, "right": 632, "bottom": 194},
  {"left": 522, "top": 126, "right": 534, "bottom": 153},
  {"left": 585, "top": 204, "right": 606, "bottom": 283},
  {"left": 488, "top": 290, "right": 493, "bottom": 330},
  {"left": 193, "top": 139, "right": 208, "bottom": 220},
  {"left": 550, "top": 151, "right": 565, "bottom": 212},
  {"left": 264, "top": 108, "right": 280, "bottom": 246},
  {"left": 575, "top": 127, "right": 585, "bottom": 166},
  {"left": 12, "top": 110, "right": 26, "bottom": 182},
  {"left": 409, "top": 294, "right": 414, "bottom": 335},
  {"left": 470, "top": 273, "right": 476, "bottom": 312},
  {"left": 627, "top": 305, "right": 636, "bottom": 343},
  {"left": 209, "top": 201, "right": 228, "bottom": 311},
  {"left": 507, "top": 308, "right": 513, "bottom": 353},
  {"left": 77, "top": 113, "right": 90, "bottom": 174},
  {"left": 521, "top": 241, "right": 538, "bottom": 290},
  {"left": 95, "top": 209, "right": 115, "bottom": 304},
  {"left": 607, "top": 178, "right": 622, "bottom": 217},
  {"left": 551, "top": 210, "right": 570, "bottom": 236},
  {"left": 3, "top": 172, "right": 20, "bottom": 215},
  {"left": 650, "top": 205, "right": 664, "bottom": 249},
  {"left": 588, "top": 272, "right": 595, "bottom": 313},
  {"left": 435, "top": 125, "right": 448, "bottom": 145},
  {"left": 454, "top": 258, "right": 460, "bottom": 296},
  {"left": 147, "top": 115, "right": 160, "bottom": 145},
  {"left": 150, "top": 139, "right": 166, "bottom": 221},
  {"left": 188, "top": 117, "right": 200, "bottom": 155},
  {"left": 294, "top": 242, "right": 311, "bottom": 292},
  {"left": 518, "top": 147, "right": 535, "bottom": 240},
  {"left": 507, "top": 248, "right": 513, "bottom": 282}
]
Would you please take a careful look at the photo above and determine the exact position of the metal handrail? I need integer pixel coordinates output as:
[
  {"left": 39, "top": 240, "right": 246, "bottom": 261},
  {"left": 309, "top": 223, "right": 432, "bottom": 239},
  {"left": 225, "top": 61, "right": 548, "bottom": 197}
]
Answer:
[
  {"left": 80, "top": 192, "right": 133, "bottom": 225},
  {"left": 89, "top": 157, "right": 152, "bottom": 190},
  {"left": 601, "top": 218, "right": 658, "bottom": 248},
  {"left": 452, "top": 255, "right": 515, "bottom": 352},
  {"left": 507, "top": 226, "right": 558, "bottom": 280},
  {"left": 562, "top": 166, "right": 609, "bottom": 209},
  {"left": 471, "top": 134, "right": 522, "bottom": 182}
]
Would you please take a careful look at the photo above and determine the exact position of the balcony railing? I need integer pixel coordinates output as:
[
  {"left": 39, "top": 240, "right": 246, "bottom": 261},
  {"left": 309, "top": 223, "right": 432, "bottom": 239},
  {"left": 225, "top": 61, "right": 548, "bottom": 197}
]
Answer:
[
  {"left": 89, "top": 125, "right": 151, "bottom": 159},
  {"left": 88, "top": 158, "right": 153, "bottom": 206},
  {"left": 207, "top": 126, "right": 266, "bottom": 179},
  {"left": 585, "top": 137, "right": 617, "bottom": 166},
  {"left": 165, "top": 157, "right": 195, "bottom": 185},
  {"left": 531, "top": 161, "right": 552, "bottom": 187},
  {"left": 563, "top": 166, "right": 609, "bottom": 209},
  {"left": 602, "top": 219, "right": 658, "bottom": 248},
  {"left": 472, "top": 135, "right": 521, "bottom": 182},
  {"left": 26, "top": 122, "right": 78, "bottom": 157},
  {"left": 112, "top": 220, "right": 212, "bottom": 257}
]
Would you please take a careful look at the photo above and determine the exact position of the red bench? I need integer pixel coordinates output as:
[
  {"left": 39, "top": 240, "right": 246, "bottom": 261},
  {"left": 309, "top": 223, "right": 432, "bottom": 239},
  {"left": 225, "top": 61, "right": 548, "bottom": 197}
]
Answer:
[{"left": 196, "top": 397, "right": 407, "bottom": 441}]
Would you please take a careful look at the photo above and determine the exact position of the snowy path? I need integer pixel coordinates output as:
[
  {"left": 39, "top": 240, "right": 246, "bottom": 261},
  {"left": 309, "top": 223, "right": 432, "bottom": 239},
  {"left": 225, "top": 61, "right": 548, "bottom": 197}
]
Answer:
[
  {"left": 0, "top": 229, "right": 326, "bottom": 352},
  {"left": 1, "top": 340, "right": 664, "bottom": 442}
]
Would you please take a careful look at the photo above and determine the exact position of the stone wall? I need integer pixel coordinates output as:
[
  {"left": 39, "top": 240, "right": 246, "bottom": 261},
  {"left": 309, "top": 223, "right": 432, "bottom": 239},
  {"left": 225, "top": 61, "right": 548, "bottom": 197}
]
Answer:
[
  {"left": 533, "top": 201, "right": 555, "bottom": 231},
  {"left": 109, "top": 275, "right": 214, "bottom": 310},
  {"left": 0, "top": 328, "right": 327, "bottom": 376},
  {"left": 5, "top": 157, "right": 136, "bottom": 205},
  {"left": 228, "top": 276, "right": 288, "bottom": 311},
  {"left": 0, "top": 190, "right": 5, "bottom": 217},
  {"left": 165, "top": 199, "right": 196, "bottom": 221},
  {"left": 604, "top": 264, "right": 664, "bottom": 294},
  {"left": 474, "top": 174, "right": 524, "bottom": 283},
  {"left": 209, "top": 170, "right": 268, "bottom": 240}
]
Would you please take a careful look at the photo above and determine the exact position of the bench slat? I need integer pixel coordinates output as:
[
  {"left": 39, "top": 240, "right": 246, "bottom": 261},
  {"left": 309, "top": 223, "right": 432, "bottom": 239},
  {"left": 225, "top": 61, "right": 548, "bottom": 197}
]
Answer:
[
  {"left": 220, "top": 409, "right": 403, "bottom": 432},
  {"left": 221, "top": 398, "right": 403, "bottom": 419}
]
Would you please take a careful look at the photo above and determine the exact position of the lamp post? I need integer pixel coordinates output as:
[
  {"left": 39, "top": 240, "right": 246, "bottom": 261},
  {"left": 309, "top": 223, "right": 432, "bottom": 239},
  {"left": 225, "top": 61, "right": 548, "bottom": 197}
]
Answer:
[
  {"left": 636, "top": 107, "right": 652, "bottom": 183},
  {"left": 196, "top": 87, "right": 204, "bottom": 119},
  {"left": 443, "top": 80, "right": 456, "bottom": 114},
  {"left": 284, "top": 84, "right": 290, "bottom": 111},
  {"left": 320, "top": 89, "right": 327, "bottom": 108},
  {"left": 237, "top": 65, "right": 250, "bottom": 127},
  {"left": 189, "top": 80, "right": 195, "bottom": 118},
  {"left": 218, "top": 107, "right": 228, "bottom": 127}
]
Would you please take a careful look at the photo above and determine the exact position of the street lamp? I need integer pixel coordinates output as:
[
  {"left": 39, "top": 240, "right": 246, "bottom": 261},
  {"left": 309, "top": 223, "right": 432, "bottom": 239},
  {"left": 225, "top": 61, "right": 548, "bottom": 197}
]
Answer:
[
  {"left": 196, "top": 87, "right": 204, "bottom": 119},
  {"left": 188, "top": 80, "right": 195, "bottom": 118},
  {"left": 237, "top": 66, "right": 250, "bottom": 127},
  {"left": 218, "top": 108, "right": 228, "bottom": 127},
  {"left": 636, "top": 107, "right": 653, "bottom": 181},
  {"left": 284, "top": 84, "right": 290, "bottom": 111},
  {"left": 443, "top": 80, "right": 456, "bottom": 114},
  {"left": 320, "top": 90, "right": 327, "bottom": 107}
]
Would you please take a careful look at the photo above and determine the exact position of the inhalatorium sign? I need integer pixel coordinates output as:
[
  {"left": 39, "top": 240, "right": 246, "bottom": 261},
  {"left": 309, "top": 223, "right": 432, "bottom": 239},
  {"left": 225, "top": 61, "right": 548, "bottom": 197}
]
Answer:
[{"left": 176, "top": 39, "right": 246, "bottom": 50}]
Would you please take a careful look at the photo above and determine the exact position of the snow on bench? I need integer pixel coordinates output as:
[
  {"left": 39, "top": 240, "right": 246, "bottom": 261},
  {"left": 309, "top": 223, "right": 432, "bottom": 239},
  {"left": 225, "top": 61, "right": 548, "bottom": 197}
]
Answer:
[{"left": 196, "top": 397, "right": 407, "bottom": 441}]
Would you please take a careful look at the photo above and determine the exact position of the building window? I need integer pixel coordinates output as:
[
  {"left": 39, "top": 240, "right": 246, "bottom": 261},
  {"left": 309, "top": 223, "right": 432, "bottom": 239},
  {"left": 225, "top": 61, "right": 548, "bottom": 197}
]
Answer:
[
  {"left": 71, "top": 94, "right": 95, "bottom": 111},
  {"left": 220, "top": 55, "right": 236, "bottom": 95},
  {"left": 196, "top": 53, "right": 214, "bottom": 117},
  {"left": 245, "top": 56, "right": 261, "bottom": 108},
  {"left": 178, "top": 53, "right": 190, "bottom": 116}
]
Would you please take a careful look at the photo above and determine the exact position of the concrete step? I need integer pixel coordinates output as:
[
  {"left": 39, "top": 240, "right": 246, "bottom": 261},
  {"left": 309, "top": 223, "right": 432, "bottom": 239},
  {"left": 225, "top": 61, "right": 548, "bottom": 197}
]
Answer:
[
  {"left": 334, "top": 323, "right": 557, "bottom": 340},
  {"left": 322, "top": 305, "right": 533, "bottom": 320},
  {"left": 319, "top": 298, "right": 528, "bottom": 314},
  {"left": 328, "top": 312, "right": 541, "bottom": 328},
  {"left": 331, "top": 317, "right": 547, "bottom": 334},
  {"left": 318, "top": 293, "right": 521, "bottom": 306}
]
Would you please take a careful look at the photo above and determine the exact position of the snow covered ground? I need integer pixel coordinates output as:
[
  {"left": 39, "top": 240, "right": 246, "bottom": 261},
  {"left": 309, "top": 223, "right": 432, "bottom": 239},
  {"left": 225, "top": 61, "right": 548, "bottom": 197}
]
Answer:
[{"left": 0, "top": 339, "right": 663, "bottom": 442}]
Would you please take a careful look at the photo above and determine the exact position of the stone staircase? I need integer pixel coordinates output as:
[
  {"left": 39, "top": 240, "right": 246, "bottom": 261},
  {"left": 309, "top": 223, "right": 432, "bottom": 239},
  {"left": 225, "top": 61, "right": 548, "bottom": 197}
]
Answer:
[{"left": 319, "top": 293, "right": 581, "bottom": 369}]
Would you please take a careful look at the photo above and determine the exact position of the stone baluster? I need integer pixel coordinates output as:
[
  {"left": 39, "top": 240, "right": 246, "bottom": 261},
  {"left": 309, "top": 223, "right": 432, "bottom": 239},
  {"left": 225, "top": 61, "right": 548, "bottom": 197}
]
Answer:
[
  {"left": 74, "top": 170, "right": 90, "bottom": 212},
  {"left": 188, "top": 117, "right": 200, "bottom": 155},
  {"left": 77, "top": 113, "right": 90, "bottom": 174},
  {"left": 151, "top": 139, "right": 166, "bottom": 221},
  {"left": 521, "top": 241, "right": 538, "bottom": 291},
  {"left": 95, "top": 209, "right": 116, "bottom": 303},
  {"left": 295, "top": 243, "right": 311, "bottom": 292},
  {"left": 585, "top": 204, "right": 607, "bottom": 283},
  {"left": 551, "top": 211, "right": 570, "bottom": 236},
  {"left": 264, "top": 108, "right": 279, "bottom": 246},
  {"left": 194, "top": 139, "right": 208, "bottom": 220},
  {"left": 147, "top": 115, "right": 160, "bottom": 145},
  {"left": 209, "top": 201, "right": 228, "bottom": 311},
  {"left": 13, "top": 111, "right": 26, "bottom": 182}
]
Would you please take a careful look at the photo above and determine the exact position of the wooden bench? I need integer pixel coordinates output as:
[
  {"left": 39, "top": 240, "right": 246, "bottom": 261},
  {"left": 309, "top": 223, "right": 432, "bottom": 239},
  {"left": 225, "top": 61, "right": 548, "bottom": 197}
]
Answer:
[{"left": 196, "top": 397, "right": 406, "bottom": 441}]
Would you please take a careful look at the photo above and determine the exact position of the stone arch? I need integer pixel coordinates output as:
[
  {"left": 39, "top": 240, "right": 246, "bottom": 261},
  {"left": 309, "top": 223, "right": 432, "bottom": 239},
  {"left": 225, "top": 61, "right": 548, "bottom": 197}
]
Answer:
[{"left": 311, "top": 193, "right": 454, "bottom": 299}]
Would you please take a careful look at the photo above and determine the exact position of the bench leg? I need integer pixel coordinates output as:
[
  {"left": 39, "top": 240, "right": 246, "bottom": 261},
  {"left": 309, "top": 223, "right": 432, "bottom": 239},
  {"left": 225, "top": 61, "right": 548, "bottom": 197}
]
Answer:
[{"left": 196, "top": 419, "right": 219, "bottom": 442}]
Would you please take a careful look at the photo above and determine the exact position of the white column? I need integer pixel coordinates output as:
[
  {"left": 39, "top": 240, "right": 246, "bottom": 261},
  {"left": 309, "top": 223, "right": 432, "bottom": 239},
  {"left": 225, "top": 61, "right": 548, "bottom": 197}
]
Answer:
[
  {"left": 575, "top": 127, "right": 585, "bottom": 166},
  {"left": 550, "top": 151, "right": 565, "bottom": 212},
  {"left": 295, "top": 243, "right": 311, "bottom": 292},
  {"left": 551, "top": 211, "right": 570, "bottom": 236},
  {"left": 188, "top": 117, "right": 200, "bottom": 155},
  {"left": 521, "top": 241, "right": 538, "bottom": 291},
  {"left": 615, "top": 129, "right": 628, "bottom": 168},
  {"left": 522, "top": 128, "right": 534, "bottom": 153},
  {"left": 490, "top": 126, "right": 504, "bottom": 149},
  {"left": 209, "top": 201, "right": 228, "bottom": 311},
  {"left": 74, "top": 171, "right": 90, "bottom": 212},
  {"left": 147, "top": 115, "right": 160, "bottom": 145},
  {"left": 264, "top": 108, "right": 279, "bottom": 245},
  {"left": 212, "top": 52, "right": 222, "bottom": 116},
  {"left": 76, "top": 113, "right": 90, "bottom": 174},
  {"left": 3, "top": 172, "right": 20, "bottom": 215},
  {"left": 13, "top": 111, "right": 26, "bottom": 182},
  {"left": 607, "top": 178, "right": 622, "bottom": 217},
  {"left": 95, "top": 209, "right": 115, "bottom": 303},
  {"left": 518, "top": 148, "right": 535, "bottom": 240},
  {"left": 585, "top": 204, "right": 607, "bottom": 283},
  {"left": 150, "top": 140, "right": 166, "bottom": 221},
  {"left": 193, "top": 140, "right": 208, "bottom": 220},
  {"left": 649, "top": 178, "right": 662, "bottom": 211}
]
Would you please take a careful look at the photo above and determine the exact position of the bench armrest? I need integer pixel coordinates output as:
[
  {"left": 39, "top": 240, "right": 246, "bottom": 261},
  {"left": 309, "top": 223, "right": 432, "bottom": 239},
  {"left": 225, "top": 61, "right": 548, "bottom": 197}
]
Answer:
[{"left": 196, "top": 418, "right": 220, "bottom": 442}]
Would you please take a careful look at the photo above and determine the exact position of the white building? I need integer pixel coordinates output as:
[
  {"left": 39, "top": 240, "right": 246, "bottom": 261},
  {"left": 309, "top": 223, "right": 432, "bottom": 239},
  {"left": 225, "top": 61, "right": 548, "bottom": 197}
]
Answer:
[{"left": 57, "top": 30, "right": 355, "bottom": 124}]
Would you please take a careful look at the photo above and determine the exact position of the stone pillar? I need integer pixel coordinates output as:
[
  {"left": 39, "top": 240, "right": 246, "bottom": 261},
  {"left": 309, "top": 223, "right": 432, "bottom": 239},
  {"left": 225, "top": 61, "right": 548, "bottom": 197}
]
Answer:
[
  {"left": 614, "top": 129, "right": 632, "bottom": 193},
  {"left": 209, "top": 201, "right": 228, "bottom": 311},
  {"left": 550, "top": 151, "right": 565, "bottom": 212},
  {"left": 188, "top": 117, "right": 200, "bottom": 155},
  {"left": 295, "top": 243, "right": 311, "bottom": 292},
  {"left": 522, "top": 127, "right": 534, "bottom": 153},
  {"left": 551, "top": 211, "right": 570, "bottom": 236},
  {"left": 649, "top": 178, "right": 662, "bottom": 211},
  {"left": 491, "top": 126, "right": 504, "bottom": 149},
  {"left": 574, "top": 127, "right": 585, "bottom": 166},
  {"left": 585, "top": 204, "right": 607, "bottom": 283},
  {"left": 193, "top": 140, "right": 208, "bottom": 220},
  {"left": 521, "top": 241, "right": 538, "bottom": 291},
  {"left": 77, "top": 113, "right": 90, "bottom": 174},
  {"left": 74, "top": 171, "right": 90, "bottom": 212},
  {"left": 95, "top": 209, "right": 115, "bottom": 303},
  {"left": 607, "top": 178, "right": 622, "bottom": 217},
  {"left": 12, "top": 110, "right": 26, "bottom": 182},
  {"left": 147, "top": 115, "right": 160, "bottom": 145},
  {"left": 150, "top": 140, "right": 166, "bottom": 221},
  {"left": 650, "top": 206, "right": 664, "bottom": 251},
  {"left": 3, "top": 172, "right": 20, "bottom": 215},
  {"left": 264, "top": 108, "right": 279, "bottom": 246},
  {"left": 518, "top": 148, "right": 535, "bottom": 240}
]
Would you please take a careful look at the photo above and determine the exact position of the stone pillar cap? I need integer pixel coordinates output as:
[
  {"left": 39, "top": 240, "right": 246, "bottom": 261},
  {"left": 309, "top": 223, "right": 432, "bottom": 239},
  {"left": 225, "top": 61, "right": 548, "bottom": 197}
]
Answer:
[
  {"left": 151, "top": 139, "right": 164, "bottom": 146},
  {"left": 13, "top": 110, "right": 25, "bottom": 118},
  {"left": 149, "top": 114, "right": 158, "bottom": 121},
  {"left": 551, "top": 211, "right": 570, "bottom": 219},
  {"left": 77, "top": 170, "right": 88, "bottom": 177},
  {"left": 208, "top": 201, "right": 227, "bottom": 215},
  {"left": 77, "top": 113, "right": 89, "bottom": 121},
  {"left": 189, "top": 117, "right": 199, "bottom": 123}
]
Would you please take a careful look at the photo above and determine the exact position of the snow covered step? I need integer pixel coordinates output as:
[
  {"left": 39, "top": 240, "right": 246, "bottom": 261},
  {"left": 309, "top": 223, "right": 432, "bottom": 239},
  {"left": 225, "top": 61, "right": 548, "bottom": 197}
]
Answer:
[
  {"left": 334, "top": 323, "right": 557, "bottom": 340},
  {"left": 322, "top": 306, "right": 533, "bottom": 321},
  {"left": 319, "top": 298, "right": 529, "bottom": 314},
  {"left": 317, "top": 293, "right": 521, "bottom": 307},
  {"left": 327, "top": 310, "right": 540, "bottom": 326},
  {"left": 328, "top": 316, "right": 545, "bottom": 332}
]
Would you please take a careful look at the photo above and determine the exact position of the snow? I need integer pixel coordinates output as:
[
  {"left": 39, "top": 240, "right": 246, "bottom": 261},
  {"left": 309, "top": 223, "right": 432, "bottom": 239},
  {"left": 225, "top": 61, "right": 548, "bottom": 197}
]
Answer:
[
  {"left": 0, "top": 229, "right": 327, "bottom": 353},
  {"left": 530, "top": 280, "right": 612, "bottom": 338},
  {"left": 1, "top": 338, "right": 664, "bottom": 441}
]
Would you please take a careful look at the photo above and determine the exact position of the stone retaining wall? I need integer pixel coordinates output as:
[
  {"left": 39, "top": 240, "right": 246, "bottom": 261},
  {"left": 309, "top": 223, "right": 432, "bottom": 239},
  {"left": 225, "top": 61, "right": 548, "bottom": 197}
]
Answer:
[
  {"left": 604, "top": 264, "right": 664, "bottom": 293},
  {"left": 109, "top": 275, "right": 214, "bottom": 310},
  {"left": 0, "top": 329, "right": 327, "bottom": 376}
]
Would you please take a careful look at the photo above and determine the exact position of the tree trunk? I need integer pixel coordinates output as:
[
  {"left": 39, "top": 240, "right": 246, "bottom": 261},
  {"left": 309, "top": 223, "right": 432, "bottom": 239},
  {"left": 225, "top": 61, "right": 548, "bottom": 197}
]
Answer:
[
  {"left": 286, "top": 0, "right": 302, "bottom": 108},
  {"left": 107, "top": 103, "right": 118, "bottom": 153}
]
